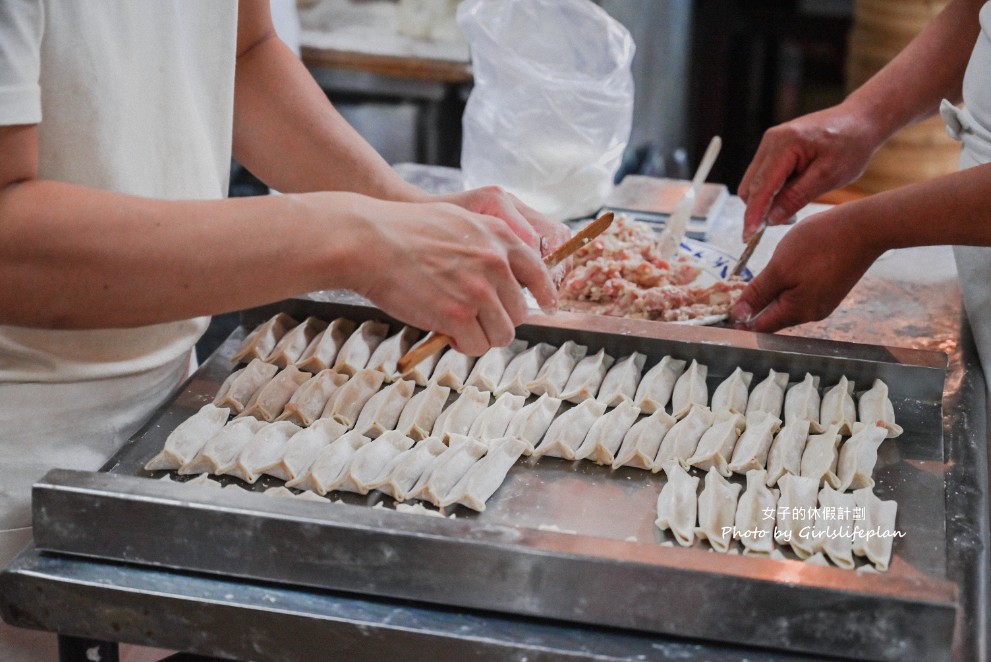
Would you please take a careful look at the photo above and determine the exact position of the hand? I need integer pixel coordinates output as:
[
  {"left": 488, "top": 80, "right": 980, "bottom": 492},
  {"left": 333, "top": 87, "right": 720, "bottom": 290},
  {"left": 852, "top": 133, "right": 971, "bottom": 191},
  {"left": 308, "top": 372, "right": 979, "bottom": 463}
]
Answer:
[
  {"left": 436, "top": 186, "right": 572, "bottom": 257},
  {"left": 342, "top": 197, "right": 557, "bottom": 356},
  {"left": 738, "top": 104, "right": 881, "bottom": 241},
  {"left": 728, "top": 209, "right": 883, "bottom": 333}
]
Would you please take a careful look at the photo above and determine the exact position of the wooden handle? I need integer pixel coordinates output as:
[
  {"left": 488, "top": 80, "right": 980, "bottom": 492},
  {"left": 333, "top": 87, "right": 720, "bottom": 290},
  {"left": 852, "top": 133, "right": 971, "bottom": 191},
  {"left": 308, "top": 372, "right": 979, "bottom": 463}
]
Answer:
[{"left": 396, "top": 212, "right": 615, "bottom": 375}]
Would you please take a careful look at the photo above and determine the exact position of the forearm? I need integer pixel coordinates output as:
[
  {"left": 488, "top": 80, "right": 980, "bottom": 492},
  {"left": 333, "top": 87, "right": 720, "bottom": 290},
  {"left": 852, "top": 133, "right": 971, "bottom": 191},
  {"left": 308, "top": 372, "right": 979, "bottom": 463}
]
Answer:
[
  {"left": 843, "top": 0, "right": 983, "bottom": 145},
  {"left": 0, "top": 180, "right": 365, "bottom": 328},
  {"left": 231, "top": 28, "right": 428, "bottom": 202}
]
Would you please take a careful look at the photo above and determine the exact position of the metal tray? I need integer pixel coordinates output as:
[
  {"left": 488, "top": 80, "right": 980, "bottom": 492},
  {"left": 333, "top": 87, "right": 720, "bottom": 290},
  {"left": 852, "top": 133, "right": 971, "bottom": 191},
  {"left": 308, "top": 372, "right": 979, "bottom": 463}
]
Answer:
[{"left": 31, "top": 297, "right": 957, "bottom": 661}]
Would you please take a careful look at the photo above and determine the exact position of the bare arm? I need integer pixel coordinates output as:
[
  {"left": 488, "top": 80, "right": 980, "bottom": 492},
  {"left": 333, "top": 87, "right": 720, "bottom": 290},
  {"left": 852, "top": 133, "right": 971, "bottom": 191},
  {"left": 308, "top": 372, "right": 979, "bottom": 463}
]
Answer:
[{"left": 738, "top": 0, "right": 984, "bottom": 238}]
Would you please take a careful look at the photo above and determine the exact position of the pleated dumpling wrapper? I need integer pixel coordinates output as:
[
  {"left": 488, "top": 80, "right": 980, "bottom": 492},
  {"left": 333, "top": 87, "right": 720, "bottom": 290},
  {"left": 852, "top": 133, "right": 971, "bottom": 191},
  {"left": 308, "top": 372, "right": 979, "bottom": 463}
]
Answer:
[
  {"left": 653, "top": 405, "right": 714, "bottom": 471},
  {"left": 431, "top": 385, "right": 491, "bottom": 442},
  {"left": 353, "top": 378, "right": 416, "bottom": 439},
  {"left": 495, "top": 342, "right": 556, "bottom": 397},
  {"left": 367, "top": 436, "right": 448, "bottom": 501},
  {"left": 596, "top": 352, "right": 647, "bottom": 407},
  {"left": 783, "top": 372, "right": 823, "bottom": 432},
  {"left": 333, "top": 319, "right": 390, "bottom": 376},
  {"left": 852, "top": 487, "right": 899, "bottom": 571},
  {"left": 464, "top": 339, "right": 528, "bottom": 393},
  {"left": 634, "top": 356, "right": 686, "bottom": 415},
  {"left": 696, "top": 467, "right": 742, "bottom": 553},
  {"left": 399, "top": 334, "right": 444, "bottom": 386},
  {"left": 527, "top": 340, "right": 587, "bottom": 398},
  {"left": 800, "top": 423, "right": 843, "bottom": 488},
  {"left": 734, "top": 469, "right": 779, "bottom": 556},
  {"left": 366, "top": 326, "right": 421, "bottom": 381},
  {"left": 429, "top": 348, "right": 476, "bottom": 391},
  {"left": 237, "top": 365, "right": 312, "bottom": 422},
  {"left": 613, "top": 409, "right": 677, "bottom": 471},
  {"left": 295, "top": 318, "right": 358, "bottom": 373},
  {"left": 276, "top": 369, "right": 349, "bottom": 427},
  {"left": 671, "top": 359, "right": 708, "bottom": 419},
  {"left": 442, "top": 436, "right": 530, "bottom": 511},
  {"left": 326, "top": 430, "right": 416, "bottom": 495},
  {"left": 686, "top": 411, "right": 745, "bottom": 477},
  {"left": 745, "top": 369, "right": 790, "bottom": 419},
  {"left": 857, "top": 378, "right": 903, "bottom": 438},
  {"left": 145, "top": 403, "right": 231, "bottom": 471},
  {"left": 503, "top": 393, "right": 562, "bottom": 453},
  {"left": 213, "top": 359, "right": 278, "bottom": 414},
  {"left": 468, "top": 392, "right": 526, "bottom": 442},
  {"left": 727, "top": 410, "right": 782, "bottom": 475},
  {"left": 821, "top": 376, "right": 857, "bottom": 435},
  {"left": 574, "top": 400, "right": 641, "bottom": 465},
  {"left": 814, "top": 485, "right": 857, "bottom": 569},
  {"left": 265, "top": 316, "right": 328, "bottom": 369},
  {"left": 560, "top": 348, "right": 615, "bottom": 404},
  {"left": 220, "top": 421, "right": 302, "bottom": 483},
  {"left": 655, "top": 460, "right": 700, "bottom": 547},
  {"left": 774, "top": 473, "right": 819, "bottom": 556},
  {"left": 265, "top": 417, "right": 348, "bottom": 482},
  {"left": 764, "top": 418, "right": 812, "bottom": 487},
  {"left": 836, "top": 421, "right": 888, "bottom": 491},
  {"left": 177, "top": 417, "right": 266, "bottom": 476},
  {"left": 710, "top": 367, "right": 752, "bottom": 416},
  {"left": 285, "top": 429, "right": 370, "bottom": 494},
  {"left": 321, "top": 368, "right": 386, "bottom": 429},
  {"left": 409, "top": 434, "right": 488, "bottom": 507},
  {"left": 396, "top": 382, "right": 451, "bottom": 441},
  {"left": 230, "top": 312, "right": 297, "bottom": 364},
  {"left": 531, "top": 399, "right": 607, "bottom": 461}
]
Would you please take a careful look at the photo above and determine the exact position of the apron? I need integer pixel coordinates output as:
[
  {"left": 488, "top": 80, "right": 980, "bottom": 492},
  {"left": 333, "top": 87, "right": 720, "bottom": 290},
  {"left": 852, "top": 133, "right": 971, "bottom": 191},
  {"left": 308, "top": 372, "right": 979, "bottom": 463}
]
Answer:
[{"left": 940, "top": 100, "right": 991, "bottom": 395}]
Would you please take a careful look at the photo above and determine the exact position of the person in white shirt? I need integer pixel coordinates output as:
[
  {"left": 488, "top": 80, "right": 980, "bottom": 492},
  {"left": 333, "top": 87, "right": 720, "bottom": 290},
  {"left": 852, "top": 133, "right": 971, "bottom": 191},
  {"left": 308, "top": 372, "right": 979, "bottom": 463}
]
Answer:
[{"left": 0, "top": 2, "right": 567, "bottom": 658}]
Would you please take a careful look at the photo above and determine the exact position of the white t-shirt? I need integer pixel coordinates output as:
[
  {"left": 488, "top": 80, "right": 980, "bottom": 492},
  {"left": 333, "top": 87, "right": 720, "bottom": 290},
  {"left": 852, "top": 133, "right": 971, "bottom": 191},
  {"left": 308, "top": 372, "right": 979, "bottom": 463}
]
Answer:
[{"left": 0, "top": 2, "right": 237, "bottom": 530}]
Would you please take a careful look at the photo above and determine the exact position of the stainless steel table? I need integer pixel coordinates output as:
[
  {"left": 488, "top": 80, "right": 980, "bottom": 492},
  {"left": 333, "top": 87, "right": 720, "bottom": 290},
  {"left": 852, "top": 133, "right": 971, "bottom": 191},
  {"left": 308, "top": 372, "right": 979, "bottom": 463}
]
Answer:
[{"left": 2, "top": 170, "right": 987, "bottom": 661}]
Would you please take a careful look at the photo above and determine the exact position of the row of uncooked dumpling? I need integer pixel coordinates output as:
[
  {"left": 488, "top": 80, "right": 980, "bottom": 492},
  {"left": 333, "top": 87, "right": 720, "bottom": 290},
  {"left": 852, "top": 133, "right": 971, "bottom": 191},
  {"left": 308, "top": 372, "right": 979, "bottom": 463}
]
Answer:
[{"left": 656, "top": 464, "right": 898, "bottom": 572}]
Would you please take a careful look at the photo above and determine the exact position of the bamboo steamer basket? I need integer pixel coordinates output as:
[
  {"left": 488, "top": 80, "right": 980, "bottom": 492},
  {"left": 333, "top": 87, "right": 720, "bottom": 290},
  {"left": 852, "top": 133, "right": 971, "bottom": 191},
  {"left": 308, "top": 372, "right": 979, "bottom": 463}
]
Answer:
[{"left": 846, "top": 0, "right": 959, "bottom": 193}]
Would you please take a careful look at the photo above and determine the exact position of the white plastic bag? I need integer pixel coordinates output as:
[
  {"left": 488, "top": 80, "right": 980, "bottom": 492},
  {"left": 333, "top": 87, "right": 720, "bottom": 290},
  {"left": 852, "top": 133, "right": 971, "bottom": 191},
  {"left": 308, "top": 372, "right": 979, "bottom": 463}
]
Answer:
[{"left": 457, "top": 0, "right": 635, "bottom": 220}]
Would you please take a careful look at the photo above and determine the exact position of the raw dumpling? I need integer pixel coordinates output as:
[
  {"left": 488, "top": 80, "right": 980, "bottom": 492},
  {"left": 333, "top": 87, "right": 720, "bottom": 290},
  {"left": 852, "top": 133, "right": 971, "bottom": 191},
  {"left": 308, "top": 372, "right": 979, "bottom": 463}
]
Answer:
[
  {"left": 409, "top": 435, "right": 488, "bottom": 506},
  {"left": 285, "top": 430, "right": 370, "bottom": 494},
  {"left": 503, "top": 394, "right": 562, "bottom": 451},
  {"left": 400, "top": 335, "right": 443, "bottom": 386},
  {"left": 765, "top": 419, "right": 811, "bottom": 487},
  {"left": 468, "top": 393, "right": 527, "bottom": 442},
  {"left": 745, "top": 369, "right": 790, "bottom": 418},
  {"left": 367, "top": 437, "right": 448, "bottom": 501},
  {"left": 815, "top": 485, "right": 856, "bottom": 569},
  {"left": 333, "top": 319, "right": 390, "bottom": 376},
  {"left": 852, "top": 487, "right": 898, "bottom": 571},
  {"left": 686, "top": 411, "right": 745, "bottom": 477},
  {"left": 366, "top": 326, "right": 421, "bottom": 381},
  {"left": 431, "top": 386, "right": 491, "bottom": 441},
  {"left": 353, "top": 379, "right": 416, "bottom": 439},
  {"left": 728, "top": 410, "right": 782, "bottom": 475},
  {"left": 654, "top": 460, "right": 700, "bottom": 547},
  {"left": 266, "top": 317, "right": 328, "bottom": 369},
  {"left": 213, "top": 359, "right": 278, "bottom": 414},
  {"left": 560, "top": 348, "right": 615, "bottom": 404},
  {"left": 613, "top": 409, "right": 677, "bottom": 471},
  {"left": 783, "top": 373, "right": 823, "bottom": 432},
  {"left": 327, "top": 430, "right": 416, "bottom": 494},
  {"left": 321, "top": 368, "right": 386, "bottom": 428},
  {"left": 574, "top": 400, "right": 641, "bottom": 465},
  {"left": 654, "top": 405, "right": 715, "bottom": 471},
  {"left": 230, "top": 312, "right": 297, "bottom": 364},
  {"left": 396, "top": 382, "right": 451, "bottom": 441},
  {"left": 221, "top": 421, "right": 302, "bottom": 483},
  {"left": 465, "top": 339, "right": 528, "bottom": 392},
  {"left": 238, "top": 365, "right": 312, "bottom": 421},
  {"left": 429, "top": 349, "right": 476, "bottom": 391},
  {"left": 296, "top": 318, "right": 358, "bottom": 373},
  {"left": 495, "top": 342, "right": 555, "bottom": 397},
  {"left": 671, "top": 359, "right": 708, "bottom": 419},
  {"left": 531, "top": 399, "right": 607, "bottom": 460},
  {"left": 634, "top": 356, "right": 686, "bottom": 414},
  {"left": 265, "top": 417, "right": 348, "bottom": 482},
  {"left": 527, "top": 340, "right": 587, "bottom": 398},
  {"left": 800, "top": 423, "right": 843, "bottom": 488},
  {"left": 696, "top": 467, "right": 742, "bottom": 553},
  {"left": 276, "top": 369, "right": 349, "bottom": 427},
  {"left": 857, "top": 378, "right": 903, "bottom": 438},
  {"left": 178, "top": 417, "right": 266, "bottom": 475},
  {"left": 145, "top": 404, "right": 231, "bottom": 471},
  {"left": 710, "top": 367, "right": 752, "bottom": 415},
  {"left": 596, "top": 352, "right": 647, "bottom": 407},
  {"left": 443, "top": 436, "right": 529, "bottom": 511},
  {"left": 821, "top": 376, "right": 857, "bottom": 435},
  {"left": 734, "top": 469, "right": 779, "bottom": 556},
  {"left": 836, "top": 421, "right": 888, "bottom": 491},
  {"left": 774, "top": 473, "right": 820, "bottom": 557}
]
